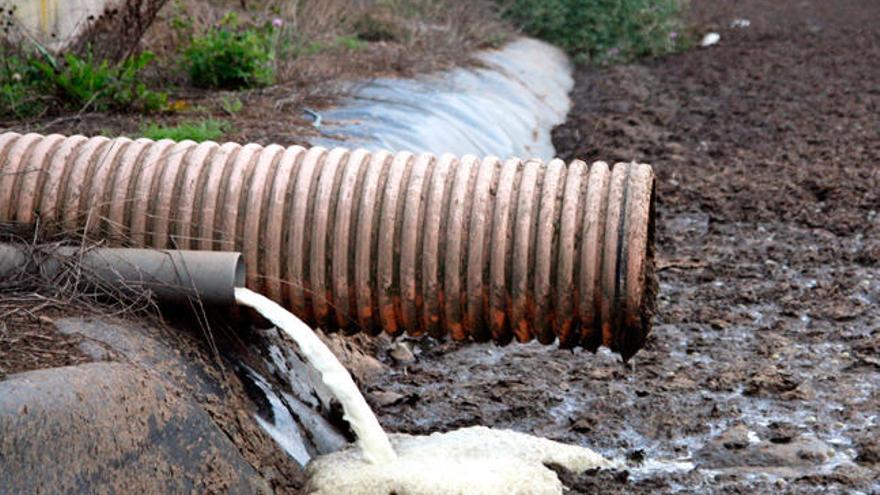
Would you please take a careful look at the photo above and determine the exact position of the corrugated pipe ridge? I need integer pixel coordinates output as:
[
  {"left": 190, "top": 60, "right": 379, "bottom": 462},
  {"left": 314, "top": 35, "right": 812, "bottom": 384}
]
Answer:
[{"left": 0, "top": 132, "right": 656, "bottom": 359}]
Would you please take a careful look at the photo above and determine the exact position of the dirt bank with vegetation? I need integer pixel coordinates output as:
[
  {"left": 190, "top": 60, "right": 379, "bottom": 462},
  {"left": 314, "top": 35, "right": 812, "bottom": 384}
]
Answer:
[{"left": 1, "top": 0, "right": 509, "bottom": 143}]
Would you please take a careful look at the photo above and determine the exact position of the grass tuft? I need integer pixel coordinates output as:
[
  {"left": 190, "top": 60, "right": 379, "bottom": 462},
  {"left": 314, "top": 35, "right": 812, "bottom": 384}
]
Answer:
[{"left": 140, "top": 119, "right": 227, "bottom": 142}]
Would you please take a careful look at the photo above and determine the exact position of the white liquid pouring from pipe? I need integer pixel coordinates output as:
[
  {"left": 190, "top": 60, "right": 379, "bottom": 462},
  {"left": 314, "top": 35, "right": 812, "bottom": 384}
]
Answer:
[
  {"left": 234, "top": 287, "right": 397, "bottom": 464},
  {"left": 236, "top": 287, "right": 612, "bottom": 493}
]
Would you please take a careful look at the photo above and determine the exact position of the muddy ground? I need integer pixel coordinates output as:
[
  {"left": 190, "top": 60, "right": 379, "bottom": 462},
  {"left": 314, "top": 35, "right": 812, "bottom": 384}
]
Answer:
[
  {"left": 2, "top": 0, "right": 878, "bottom": 493},
  {"left": 365, "top": 0, "right": 880, "bottom": 493}
]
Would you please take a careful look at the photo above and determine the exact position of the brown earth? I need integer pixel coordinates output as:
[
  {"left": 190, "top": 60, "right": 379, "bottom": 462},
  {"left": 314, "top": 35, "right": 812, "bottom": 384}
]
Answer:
[
  {"left": 0, "top": 303, "right": 91, "bottom": 379},
  {"left": 365, "top": 0, "right": 880, "bottom": 493}
]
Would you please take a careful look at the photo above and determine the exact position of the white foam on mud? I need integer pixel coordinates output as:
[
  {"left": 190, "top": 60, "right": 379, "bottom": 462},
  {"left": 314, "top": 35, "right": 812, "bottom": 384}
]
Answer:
[
  {"left": 237, "top": 287, "right": 612, "bottom": 493},
  {"left": 305, "top": 426, "right": 611, "bottom": 495},
  {"left": 234, "top": 288, "right": 397, "bottom": 464}
]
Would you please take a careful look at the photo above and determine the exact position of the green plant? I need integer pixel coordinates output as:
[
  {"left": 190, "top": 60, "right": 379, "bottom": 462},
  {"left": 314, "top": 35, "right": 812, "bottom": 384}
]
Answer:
[
  {"left": 2, "top": 46, "right": 166, "bottom": 117},
  {"left": 496, "top": 0, "right": 688, "bottom": 62},
  {"left": 35, "top": 51, "right": 167, "bottom": 112},
  {"left": 0, "top": 49, "right": 48, "bottom": 118},
  {"left": 335, "top": 35, "right": 367, "bottom": 51},
  {"left": 219, "top": 95, "right": 243, "bottom": 115},
  {"left": 183, "top": 16, "right": 275, "bottom": 89},
  {"left": 288, "top": 35, "right": 367, "bottom": 59},
  {"left": 140, "top": 119, "right": 227, "bottom": 142}
]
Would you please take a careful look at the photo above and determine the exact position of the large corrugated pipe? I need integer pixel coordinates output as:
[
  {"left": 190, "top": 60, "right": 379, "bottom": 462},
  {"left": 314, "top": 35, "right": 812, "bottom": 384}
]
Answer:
[{"left": 0, "top": 132, "right": 656, "bottom": 359}]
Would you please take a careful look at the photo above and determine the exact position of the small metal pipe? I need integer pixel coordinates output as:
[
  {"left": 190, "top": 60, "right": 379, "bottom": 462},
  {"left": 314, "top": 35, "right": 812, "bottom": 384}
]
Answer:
[{"left": 0, "top": 244, "right": 245, "bottom": 306}]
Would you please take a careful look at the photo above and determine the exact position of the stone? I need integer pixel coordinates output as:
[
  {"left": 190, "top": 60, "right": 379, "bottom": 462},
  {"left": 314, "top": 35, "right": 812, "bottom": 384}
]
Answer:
[
  {"left": 718, "top": 424, "right": 753, "bottom": 450},
  {"left": 697, "top": 432, "right": 835, "bottom": 470},
  {"left": 389, "top": 341, "right": 416, "bottom": 364}
]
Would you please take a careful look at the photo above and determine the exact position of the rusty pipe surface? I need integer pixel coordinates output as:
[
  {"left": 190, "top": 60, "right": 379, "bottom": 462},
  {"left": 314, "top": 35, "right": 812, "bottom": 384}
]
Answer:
[
  {"left": 0, "top": 244, "right": 245, "bottom": 305},
  {"left": 0, "top": 132, "right": 656, "bottom": 359}
]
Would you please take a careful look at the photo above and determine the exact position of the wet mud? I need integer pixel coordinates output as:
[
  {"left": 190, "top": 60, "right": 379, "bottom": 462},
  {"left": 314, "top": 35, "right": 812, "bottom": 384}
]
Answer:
[
  {"left": 2, "top": 1, "right": 878, "bottom": 493},
  {"left": 365, "top": 0, "right": 880, "bottom": 493}
]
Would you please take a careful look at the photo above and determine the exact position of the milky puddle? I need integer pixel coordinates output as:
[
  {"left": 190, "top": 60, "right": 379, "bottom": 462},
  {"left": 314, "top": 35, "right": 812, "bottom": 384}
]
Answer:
[
  {"left": 305, "top": 427, "right": 612, "bottom": 495},
  {"left": 234, "top": 288, "right": 611, "bottom": 494}
]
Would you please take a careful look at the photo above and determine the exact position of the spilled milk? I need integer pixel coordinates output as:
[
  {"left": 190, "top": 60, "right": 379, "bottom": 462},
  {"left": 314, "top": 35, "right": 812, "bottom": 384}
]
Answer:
[{"left": 235, "top": 288, "right": 610, "bottom": 494}]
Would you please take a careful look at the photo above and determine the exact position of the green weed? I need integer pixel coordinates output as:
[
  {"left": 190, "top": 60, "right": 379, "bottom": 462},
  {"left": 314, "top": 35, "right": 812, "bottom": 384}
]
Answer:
[
  {"left": 289, "top": 35, "right": 367, "bottom": 59},
  {"left": 140, "top": 119, "right": 227, "bottom": 142},
  {"left": 33, "top": 51, "right": 167, "bottom": 113},
  {"left": 219, "top": 96, "right": 243, "bottom": 115},
  {"left": 2, "top": 47, "right": 166, "bottom": 117},
  {"left": 496, "top": 0, "right": 688, "bottom": 62},
  {"left": 335, "top": 35, "right": 367, "bottom": 51},
  {"left": 0, "top": 49, "right": 48, "bottom": 118},
  {"left": 183, "top": 14, "right": 275, "bottom": 89}
]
